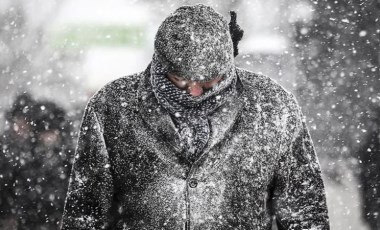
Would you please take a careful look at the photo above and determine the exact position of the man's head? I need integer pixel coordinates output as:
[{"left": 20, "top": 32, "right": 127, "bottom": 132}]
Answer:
[
  {"left": 33, "top": 101, "right": 66, "bottom": 148},
  {"left": 153, "top": 4, "right": 235, "bottom": 96},
  {"left": 5, "top": 93, "right": 35, "bottom": 140}
]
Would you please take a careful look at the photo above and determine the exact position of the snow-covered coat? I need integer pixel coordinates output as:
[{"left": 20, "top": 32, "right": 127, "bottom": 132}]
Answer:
[{"left": 61, "top": 66, "right": 329, "bottom": 229}]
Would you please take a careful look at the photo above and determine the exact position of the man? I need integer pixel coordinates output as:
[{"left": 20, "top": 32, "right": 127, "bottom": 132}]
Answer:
[
  {"left": 0, "top": 93, "right": 36, "bottom": 229},
  {"left": 61, "top": 4, "right": 329, "bottom": 229},
  {"left": 0, "top": 94, "right": 73, "bottom": 229}
]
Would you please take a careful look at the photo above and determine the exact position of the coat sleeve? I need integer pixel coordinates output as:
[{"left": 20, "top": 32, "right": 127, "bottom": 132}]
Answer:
[
  {"left": 272, "top": 106, "right": 330, "bottom": 230},
  {"left": 61, "top": 102, "right": 114, "bottom": 229}
]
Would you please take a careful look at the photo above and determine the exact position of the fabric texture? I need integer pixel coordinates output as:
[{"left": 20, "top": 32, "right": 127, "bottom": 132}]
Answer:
[{"left": 61, "top": 68, "right": 330, "bottom": 230}]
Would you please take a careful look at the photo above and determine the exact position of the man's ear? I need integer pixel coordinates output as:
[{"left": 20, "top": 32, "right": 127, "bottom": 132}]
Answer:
[{"left": 229, "top": 11, "right": 244, "bottom": 57}]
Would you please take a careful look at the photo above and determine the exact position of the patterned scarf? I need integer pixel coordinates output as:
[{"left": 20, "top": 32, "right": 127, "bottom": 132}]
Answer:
[{"left": 150, "top": 54, "right": 238, "bottom": 161}]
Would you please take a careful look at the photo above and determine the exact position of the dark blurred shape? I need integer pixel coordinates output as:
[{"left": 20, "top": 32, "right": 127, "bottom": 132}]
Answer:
[
  {"left": 293, "top": 0, "right": 380, "bottom": 182},
  {"left": 0, "top": 93, "right": 74, "bottom": 230},
  {"left": 3, "top": 93, "right": 36, "bottom": 144},
  {"left": 5, "top": 93, "right": 35, "bottom": 121},
  {"left": 229, "top": 11, "right": 244, "bottom": 57},
  {"left": 358, "top": 110, "right": 380, "bottom": 230}
]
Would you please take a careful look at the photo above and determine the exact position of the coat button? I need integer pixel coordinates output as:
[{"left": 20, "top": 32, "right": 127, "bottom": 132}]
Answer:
[{"left": 188, "top": 178, "right": 198, "bottom": 188}]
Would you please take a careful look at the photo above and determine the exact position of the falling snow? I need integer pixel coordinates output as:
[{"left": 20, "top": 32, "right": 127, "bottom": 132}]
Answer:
[{"left": 0, "top": 0, "right": 379, "bottom": 230}]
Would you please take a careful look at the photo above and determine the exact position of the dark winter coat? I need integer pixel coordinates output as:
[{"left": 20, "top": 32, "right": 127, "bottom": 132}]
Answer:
[
  {"left": 358, "top": 128, "right": 380, "bottom": 230},
  {"left": 61, "top": 67, "right": 329, "bottom": 229}
]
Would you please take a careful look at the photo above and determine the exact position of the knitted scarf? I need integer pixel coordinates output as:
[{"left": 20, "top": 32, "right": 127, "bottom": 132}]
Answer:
[{"left": 150, "top": 54, "right": 238, "bottom": 161}]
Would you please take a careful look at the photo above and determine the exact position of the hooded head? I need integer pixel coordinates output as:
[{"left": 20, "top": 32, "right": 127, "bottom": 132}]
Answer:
[{"left": 154, "top": 4, "right": 234, "bottom": 83}]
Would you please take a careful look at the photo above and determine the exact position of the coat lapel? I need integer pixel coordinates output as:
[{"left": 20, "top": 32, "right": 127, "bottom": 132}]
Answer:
[
  {"left": 137, "top": 70, "right": 183, "bottom": 154},
  {"left": 201, "top": 78, "right": 245, "bottom": 155},
  {"left": 135, "top": 69, "right": 246, "bottom": 165}
]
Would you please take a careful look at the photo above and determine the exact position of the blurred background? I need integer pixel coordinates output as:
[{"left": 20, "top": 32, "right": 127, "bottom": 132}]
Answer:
[{"left": 0, "top": 0, "right": 379, "bottom": 229}]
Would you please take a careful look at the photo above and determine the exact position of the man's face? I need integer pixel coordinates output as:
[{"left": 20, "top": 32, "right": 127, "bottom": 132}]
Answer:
[{"left": 167, "top": 73, "right": 223, "bottom": 97}]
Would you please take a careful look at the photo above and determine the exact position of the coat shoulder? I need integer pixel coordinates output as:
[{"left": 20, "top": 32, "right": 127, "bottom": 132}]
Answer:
[
  {"left": 237, "top": 67, "right": 300, "bottom": 114},
  {"left": 82, "top": 72, "right": 144, "bottom": 125},
  {"left": 90, "top": 72, "right": 143, "bottom": 104}
]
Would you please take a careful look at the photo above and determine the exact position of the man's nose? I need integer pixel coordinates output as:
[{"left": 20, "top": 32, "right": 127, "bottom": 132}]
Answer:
[{"left": 187, "top": 81, "right": 204, "bottom": 97}]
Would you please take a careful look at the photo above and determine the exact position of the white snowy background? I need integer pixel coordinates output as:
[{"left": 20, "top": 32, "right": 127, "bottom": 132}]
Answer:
[{"left": 1, "top": 0, "right": 379, "bottom": 229}]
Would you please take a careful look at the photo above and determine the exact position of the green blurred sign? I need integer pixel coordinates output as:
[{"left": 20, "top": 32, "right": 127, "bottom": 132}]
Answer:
[{"left": 51, "top": 25, "right": 145, "bottom": 48}]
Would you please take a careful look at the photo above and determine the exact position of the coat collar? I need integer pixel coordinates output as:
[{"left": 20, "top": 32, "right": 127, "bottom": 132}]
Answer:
[{"left": 135, "top": 65, "right": 246, "bottom": 167}]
